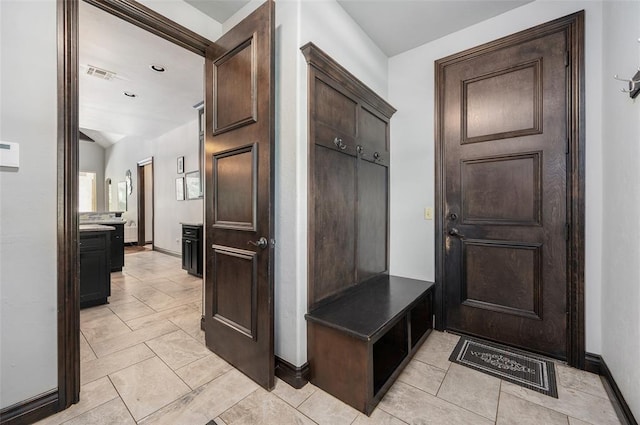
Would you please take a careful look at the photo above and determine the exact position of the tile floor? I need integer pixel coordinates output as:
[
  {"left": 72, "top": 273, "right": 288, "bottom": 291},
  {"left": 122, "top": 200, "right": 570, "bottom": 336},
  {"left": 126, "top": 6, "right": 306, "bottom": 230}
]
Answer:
[{"left": 37, "top": 250, "right": 622, "bottom": 425}]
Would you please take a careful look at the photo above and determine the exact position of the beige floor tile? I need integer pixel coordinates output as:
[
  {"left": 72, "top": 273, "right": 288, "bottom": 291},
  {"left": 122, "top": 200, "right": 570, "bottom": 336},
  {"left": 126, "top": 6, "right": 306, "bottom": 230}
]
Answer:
[
  {"left": 126, "top": 305, "right": 196, "bottom": 331},
  {"left": 81, "top": 343, "right": 155, "bottom": 385},
  {"left": 145, "top": 278, "right": 200, "bottom": 297},
  {"left": 145, "top": 329, "right": 211, "bottom": 370},
  {"left": 378, "top": 381, "right": 493, "bottom": 425},
  {"left": 298, "top": 389, "right": 360, "bottom": 425},
  {"left": 272, "top": 378, "right": 317, "bottom": 408},
  {"left": 496, "top": 391, "right": 569, "bottom": 425},
  {"left": 81, "top": 314, "right": 132, "bottom": 346},
  {"left": 175, "top": 353, "right": 233, "bottom": 390},
  {"left": 90, "top": 321, "right": 178, "bottom": 357},
  {"left": 556, "top": 363, "right": 608, "bottom": 399},
  {"left": 352, "top": 408, "right": 408, "bottom": 424},
  {"left": 412, "top": 331, "right": 460, "bottom": 371},
  {"left": 168, "top": 309, "right": 205, "bottom": 342},
  {"left": 437, "top": 363, "right": 500, "bottom": 420},
  {"left": 501, "top": 380, "right": 621, "bottom": 425},
  {"left": 79, "top": 305, "right": 113, "bottom": 325},
  {"left": 63, "top": 397, "right": 136, "bottom": 425},
  {"left": 35, "top": 377, "right": 117, "bottom": 425},
  {"left": 397, "top": 358, "right": 446, "bottom": 395},
  {"left": 108, "top": 298, "right": 156, "bottom": 321},
  {"left": 220, "top": 388, "right": 316, "bottom": 425},
  {"left": 109, "top": 356, "right": 191, "bottom": 421},
  {"left": 568, "top": 417, "right": 595, "bottom": 425},
  {"left": 80, "top": 332, "right": 97, "bottom": 363},
  {"left": 138, "top": 369, "right": 259, "bottom": 425}
]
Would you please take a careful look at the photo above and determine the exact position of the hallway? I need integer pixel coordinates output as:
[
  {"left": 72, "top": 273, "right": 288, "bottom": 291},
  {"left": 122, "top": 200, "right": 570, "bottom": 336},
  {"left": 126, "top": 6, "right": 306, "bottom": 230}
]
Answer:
[{"left": 36, "top": 250, "right": 622, "bottom": 425}]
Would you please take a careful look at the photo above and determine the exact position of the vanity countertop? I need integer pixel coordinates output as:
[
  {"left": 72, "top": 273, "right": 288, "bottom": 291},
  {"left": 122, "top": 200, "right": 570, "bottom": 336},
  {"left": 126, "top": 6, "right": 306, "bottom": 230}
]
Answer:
[
  {"left": 180, "top": 222, "right": 203, "bottom": 227},
  {"left": 79, "top": 224, "right": 116, "bottom": 232},
  {"left": 80, "top": 220, "right": 127, "bottom": 225}
]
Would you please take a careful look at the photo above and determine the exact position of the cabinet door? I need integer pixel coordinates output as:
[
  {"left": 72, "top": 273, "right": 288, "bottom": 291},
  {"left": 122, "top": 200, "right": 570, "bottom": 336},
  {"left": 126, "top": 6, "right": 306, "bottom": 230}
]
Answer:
[
  {"left": 111, "top": 224, "right": 124, "bottom": 271},
  {"left": 182, "top": 238, "right": 193, "bottom": 272}
]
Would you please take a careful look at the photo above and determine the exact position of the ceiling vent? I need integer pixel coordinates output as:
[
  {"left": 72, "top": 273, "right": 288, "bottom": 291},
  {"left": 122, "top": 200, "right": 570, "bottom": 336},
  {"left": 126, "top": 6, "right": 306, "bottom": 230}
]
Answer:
[{"left": 86, "top": 65, "right": 116, "bottom": 81}]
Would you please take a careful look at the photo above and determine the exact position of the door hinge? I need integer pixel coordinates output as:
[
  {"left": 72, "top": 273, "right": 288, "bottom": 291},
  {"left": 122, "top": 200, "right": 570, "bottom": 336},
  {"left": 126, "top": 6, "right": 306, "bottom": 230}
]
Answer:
[
  {"left": 432, "top": 314, "right": 436, "bottom": 329},
  {"left": 565, "top": 223, "right": 570, "bottom": 241},
  {"left": 564, "top": 51, "right": 571, "bottom": 67}
]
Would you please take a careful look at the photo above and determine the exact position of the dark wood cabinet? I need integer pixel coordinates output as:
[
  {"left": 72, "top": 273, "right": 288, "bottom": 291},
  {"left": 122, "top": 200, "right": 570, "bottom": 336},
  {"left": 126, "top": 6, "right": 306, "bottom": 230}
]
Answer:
[
  {"left": 303, "top": 43, "right": 433, "bottom": 415},
  {"left": 80, "top": 228, "right": 112, "bottom": 308},
  {"left": 110, "top": 223, "right": 124, "bottom": 272},
  {"left": 182, "top": 224, "right": 202, "bottom": 277}
]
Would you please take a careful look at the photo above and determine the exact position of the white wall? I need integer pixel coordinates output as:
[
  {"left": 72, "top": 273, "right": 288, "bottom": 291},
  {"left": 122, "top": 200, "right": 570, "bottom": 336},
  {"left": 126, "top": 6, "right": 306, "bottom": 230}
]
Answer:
[
  {"left": 600, "top": 1, "right": 640, "bottom": 418},
  {"left": 79, "top": 140, "right": 106, "bottom": 211},
  {"left": 0, "top": 0, "right": 58, "bottom": 409},
  {"left": 104, "top": 119, "right": 203, "bottom": 254},
  {"left": 139, "top": 0, "right": 222, "bottom": 42},
  {"left": 388, "top": 0, "right": 604, "bottom": 355}
]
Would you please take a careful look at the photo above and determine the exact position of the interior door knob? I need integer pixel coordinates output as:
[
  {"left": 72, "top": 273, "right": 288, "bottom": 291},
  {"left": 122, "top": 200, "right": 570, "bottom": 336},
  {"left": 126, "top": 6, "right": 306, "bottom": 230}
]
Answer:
[{"left": 247, "top": 237, "right": 268, "bottom": 249}]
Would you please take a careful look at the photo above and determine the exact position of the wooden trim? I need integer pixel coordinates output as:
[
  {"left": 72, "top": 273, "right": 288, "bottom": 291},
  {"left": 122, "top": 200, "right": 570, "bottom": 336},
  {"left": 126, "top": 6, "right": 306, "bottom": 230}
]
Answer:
[
  {"left": 275, "top": 357, "right": 310, "bottom": 389},
  {"left": 434, "top": 11, "right": 585, "bottom": 366},
  {"left": 152, "top": 246, "right": 181, "bottom": 258},
  {"left": 584, "top": 353, "right": 638, "bottom": 425},
  {"left": 300, "top": 43, "right": 396, "bottom": 118},
  {"left": 82, "top": 0, "right": 210, "bottom": 56},
  {"left": 0, "top": 390, "right": 59, "bottom": 425},
  {"left": 57, "top": 0, "right": 80, "bottom": 412}
]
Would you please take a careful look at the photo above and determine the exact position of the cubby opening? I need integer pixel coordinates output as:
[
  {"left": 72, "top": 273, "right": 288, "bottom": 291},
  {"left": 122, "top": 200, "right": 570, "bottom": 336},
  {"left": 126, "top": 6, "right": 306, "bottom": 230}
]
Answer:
[
  {"left": 410, "top": 293, "right": 432, "bottom": 348},
  {"left": 373, "top": 318, "right": 408, "bottom": 395}
]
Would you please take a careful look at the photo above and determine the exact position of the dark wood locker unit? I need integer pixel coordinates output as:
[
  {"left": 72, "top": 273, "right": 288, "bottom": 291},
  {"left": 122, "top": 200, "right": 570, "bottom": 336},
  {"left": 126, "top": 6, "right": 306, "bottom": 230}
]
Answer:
[
  {"left": 110, "top": 223, "right": 124, "bottom": 272},
  {"left": 182, "top": 224, "right": 203, "bottom": 277},
  {"left": 79, "top": 228, "right": 112, "bottom": 308},
  {"left": 302, "top": 43, "right": 434, "bottom": 415}
]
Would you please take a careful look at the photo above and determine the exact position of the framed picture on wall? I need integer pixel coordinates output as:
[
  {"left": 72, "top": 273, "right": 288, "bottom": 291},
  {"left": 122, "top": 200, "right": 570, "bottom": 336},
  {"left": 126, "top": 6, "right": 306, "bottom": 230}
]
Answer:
[
  {"left": 185, "top": 170, "right": 201, "bottom": 200},
  {"left": 176, "top": 177, "right": 185, "bottom": 201},
  {"left": 177, "top": 156, "right": 184, "bottom": 174}
]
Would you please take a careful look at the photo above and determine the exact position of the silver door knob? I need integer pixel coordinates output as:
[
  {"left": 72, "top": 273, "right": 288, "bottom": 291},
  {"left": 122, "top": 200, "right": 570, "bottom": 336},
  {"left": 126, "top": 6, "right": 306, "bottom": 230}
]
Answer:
[
  {"left": 448, "top": 228, "right": 464, "bottom": 238},
  {"left": 247, "top": 237, "right": 268, "bottom": 249}
]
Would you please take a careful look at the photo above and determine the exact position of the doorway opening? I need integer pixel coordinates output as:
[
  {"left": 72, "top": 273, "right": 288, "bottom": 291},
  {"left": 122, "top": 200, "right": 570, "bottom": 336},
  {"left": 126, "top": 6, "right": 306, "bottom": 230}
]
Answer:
[{"left": 137, "top": 158, "right": 153, "bottom": 248}]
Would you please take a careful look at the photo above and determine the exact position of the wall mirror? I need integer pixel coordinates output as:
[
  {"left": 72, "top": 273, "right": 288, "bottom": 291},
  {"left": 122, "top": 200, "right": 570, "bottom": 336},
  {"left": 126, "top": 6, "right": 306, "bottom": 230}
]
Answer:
[{"left": 117, "top": 181, "right": 127, "bottom": 211}]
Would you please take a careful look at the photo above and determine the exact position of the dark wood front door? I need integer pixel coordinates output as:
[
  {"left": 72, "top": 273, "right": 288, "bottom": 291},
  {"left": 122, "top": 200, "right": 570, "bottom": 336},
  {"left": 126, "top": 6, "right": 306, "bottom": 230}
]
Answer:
[
  {"left": 436, "top": 15, "right": 584, "bottom": 360},
  {"left": 204, "top": 1, "right": 275, "bottom": 389}
]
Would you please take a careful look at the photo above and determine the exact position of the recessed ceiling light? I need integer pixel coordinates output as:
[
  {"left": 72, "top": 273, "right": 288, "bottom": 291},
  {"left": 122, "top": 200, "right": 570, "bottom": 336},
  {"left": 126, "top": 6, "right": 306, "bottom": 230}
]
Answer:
[
  {"left": 150, "top": 64, "right": 166, "bottom": 73},
  {"left": 123, "top": 91, "right": 137, "bottom": 98}
]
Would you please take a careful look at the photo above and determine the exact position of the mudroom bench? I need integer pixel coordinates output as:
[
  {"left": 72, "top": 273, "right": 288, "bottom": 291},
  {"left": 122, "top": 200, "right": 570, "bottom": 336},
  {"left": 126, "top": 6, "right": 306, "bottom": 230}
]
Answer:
[{"left": 305, "top": 275, "right": 434, "bottom": 415}]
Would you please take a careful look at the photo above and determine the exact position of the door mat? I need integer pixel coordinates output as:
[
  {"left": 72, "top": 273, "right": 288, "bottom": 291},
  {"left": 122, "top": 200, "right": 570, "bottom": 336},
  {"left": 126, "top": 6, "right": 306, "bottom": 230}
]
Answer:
[{"left": 449, "top": 336, "right": 558, "bottom": 398}]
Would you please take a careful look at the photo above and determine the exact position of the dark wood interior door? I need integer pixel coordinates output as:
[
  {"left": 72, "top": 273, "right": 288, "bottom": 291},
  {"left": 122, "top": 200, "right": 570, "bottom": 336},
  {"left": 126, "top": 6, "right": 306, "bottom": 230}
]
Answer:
[
  {"left": 204, "top": 0, "right": 275, "bottom": 389},
  {"left": 439, "top": 26, "right": 570, "bottom": 359}
]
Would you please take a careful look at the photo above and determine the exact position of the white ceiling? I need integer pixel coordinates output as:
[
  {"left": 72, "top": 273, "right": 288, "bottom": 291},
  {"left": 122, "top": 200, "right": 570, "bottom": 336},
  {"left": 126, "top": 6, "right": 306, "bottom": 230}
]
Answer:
[
  {"left": 79, "top": 0, "right": 533, "bottom": 148},
  {"left": 79, "top": 1, "right": 204, "bottom": 148},
  {"left": 183, "top": 0, "right": 250, "bottom": 23},
  {"left": 337, "top": 0, "right": 533, "bottom": 57}
]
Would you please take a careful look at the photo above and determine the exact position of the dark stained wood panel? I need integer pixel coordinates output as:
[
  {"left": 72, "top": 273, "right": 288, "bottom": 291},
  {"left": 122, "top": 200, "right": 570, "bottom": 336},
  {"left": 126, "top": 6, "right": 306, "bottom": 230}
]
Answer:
[
  {"left": 357, "top": 161, "right": 388, "bottom": 282},
  {"left": 435, "top": 15, "right": 585, "bottom": 361},
  {"left": 462, "top": 60, "right": 542, "bottom": 143},
  {"left": 212, "top": 245, "right": 257, "bottom": 339},
  {"left": 463, "top": 240, "right": 542, "bottom": 319},
  {"left": 212, "top": 144, "right": 256, "bottom": 230},
  {"left": 214, "top": 36, "right": 256, "bottom": 134},
  {"left": 358, "top": 107, "right": 388, "bottom": 155},
  {"left": 461, "top": 152, "right": 541, "bottom": 225},
  {"left": 315, "top": 78, "right": 357, "bottom": 137},
  {"left": 313, "top": 145, "right": 356, "bottom": 303}
]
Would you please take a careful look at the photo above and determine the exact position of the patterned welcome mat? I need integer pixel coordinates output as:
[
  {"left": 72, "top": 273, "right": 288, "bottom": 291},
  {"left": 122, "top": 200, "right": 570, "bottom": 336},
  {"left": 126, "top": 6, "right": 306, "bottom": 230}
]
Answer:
[{"left": 449, "top": 337, "right": 558, "bottom": 398}]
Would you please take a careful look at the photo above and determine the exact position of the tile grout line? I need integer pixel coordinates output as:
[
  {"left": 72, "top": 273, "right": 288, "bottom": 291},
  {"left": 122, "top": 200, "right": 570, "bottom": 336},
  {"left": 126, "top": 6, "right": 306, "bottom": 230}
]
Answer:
[{"left": 106, "top": 375, "right": 138, "bottom": 424}]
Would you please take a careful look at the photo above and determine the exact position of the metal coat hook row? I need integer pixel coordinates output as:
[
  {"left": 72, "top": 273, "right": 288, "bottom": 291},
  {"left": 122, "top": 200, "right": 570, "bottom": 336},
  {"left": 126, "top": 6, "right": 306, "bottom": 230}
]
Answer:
[{"left": 613, "top": 38, "right": 640, "bottom": 99}]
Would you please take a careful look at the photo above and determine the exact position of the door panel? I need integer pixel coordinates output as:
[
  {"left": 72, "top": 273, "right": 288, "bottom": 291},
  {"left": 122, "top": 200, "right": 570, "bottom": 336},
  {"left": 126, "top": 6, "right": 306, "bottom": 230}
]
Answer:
[
  {"left": 440, "top": 28, "right": 568, "bottom": 358},
  {"left": 204, "top": 0, "right": 275, "bottom": 389}
]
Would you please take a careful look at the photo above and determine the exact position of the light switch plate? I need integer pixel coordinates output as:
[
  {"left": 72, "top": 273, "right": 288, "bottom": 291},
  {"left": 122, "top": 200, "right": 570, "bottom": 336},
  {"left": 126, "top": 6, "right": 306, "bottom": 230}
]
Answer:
[
  {"left": 0, "top": 142, "right": 19, "bottom": 168},
  {"left": 424, "top": 207, "right": 433, "bottom": 220}
]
